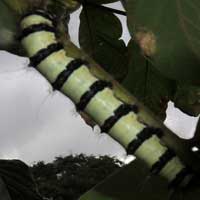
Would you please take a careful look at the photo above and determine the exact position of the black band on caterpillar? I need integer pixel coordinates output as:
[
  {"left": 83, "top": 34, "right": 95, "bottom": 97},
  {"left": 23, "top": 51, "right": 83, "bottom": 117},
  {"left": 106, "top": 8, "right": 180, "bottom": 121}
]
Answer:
[
  {"left": 100, "top": 104, "right": 139, "bottom": 133},
  {"left": 76, "top": 80, "right": 112, "bottom": 111},
  {"left": 168, "top": 167, "right": 193, "bottom": 188},
  {"left": 52, "top": 59, "right": 89, "bottom": 90},
  {"left": 127, "top": 127, "right": 163, "bottom": 155},
  {"left": 30, "top": 43, "right": 63, "bottom": 67},
  {"left": 21, "top": 9, "right": 55, "bottom": 23},
  {"left": 150, "top": 149, "right": 175, "bottom": 175},
  {"left": 19, "top": 24, "right": 56, "bottom": 41}
]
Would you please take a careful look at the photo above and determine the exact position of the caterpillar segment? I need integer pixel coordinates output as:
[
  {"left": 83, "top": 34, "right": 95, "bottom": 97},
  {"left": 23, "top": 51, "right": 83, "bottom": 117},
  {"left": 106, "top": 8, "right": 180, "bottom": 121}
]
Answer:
[{"left": 19, "top": 10, "right": 193, "bottom": 188}]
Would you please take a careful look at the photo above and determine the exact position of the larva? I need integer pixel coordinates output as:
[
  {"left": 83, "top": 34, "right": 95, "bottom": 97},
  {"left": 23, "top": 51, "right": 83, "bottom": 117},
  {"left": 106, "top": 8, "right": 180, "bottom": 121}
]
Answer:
[{"left": 19, "top": 9, "right": 193, "bottom": 188}]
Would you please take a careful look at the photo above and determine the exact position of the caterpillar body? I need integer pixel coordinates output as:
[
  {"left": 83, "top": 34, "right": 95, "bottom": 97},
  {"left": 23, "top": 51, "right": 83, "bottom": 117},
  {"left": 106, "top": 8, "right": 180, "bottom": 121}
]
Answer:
[{"left": 19, "top": 9, "right": 193, "bottom": 188}]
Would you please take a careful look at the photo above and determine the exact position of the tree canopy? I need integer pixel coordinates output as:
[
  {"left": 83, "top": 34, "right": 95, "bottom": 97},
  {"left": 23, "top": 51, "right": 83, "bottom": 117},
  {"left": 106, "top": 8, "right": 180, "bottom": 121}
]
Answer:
[{"left": 31, "top": 154, "right": 122, "bottom": 200}]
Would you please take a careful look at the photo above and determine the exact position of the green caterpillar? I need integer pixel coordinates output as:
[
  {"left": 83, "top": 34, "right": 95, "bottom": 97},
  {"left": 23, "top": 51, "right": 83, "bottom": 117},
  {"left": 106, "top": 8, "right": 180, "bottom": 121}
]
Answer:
[{"left": 19, "top": 9, "right": 193, "bottom": 188}]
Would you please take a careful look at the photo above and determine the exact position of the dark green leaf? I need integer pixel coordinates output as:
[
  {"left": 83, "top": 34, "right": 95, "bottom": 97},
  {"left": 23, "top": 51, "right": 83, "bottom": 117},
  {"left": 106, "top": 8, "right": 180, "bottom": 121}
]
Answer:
[
  {"left": 0, "top": 1, "right": 20, "bottom": 54},
  {"left": 79, "top": 0, "right": 119, "bottom": 4},
  {"left": 3, "top": 0, "right": 28, "bottom": 14},
  {"left": 80, "top": 157, "right": 200, "bottom": 200},
  {"left": 0, "top": 160, "right": 42, "bottom": 200},
  {"left": 0, "top": 178, "right": 11, "bottom": 200},
  {"left": 174, "top": 84, "right": 200, "bottom": 116},
  {"left": 93, "top": 0, "right": 119, "bottom": 4},
  {"left": 47, "top": 0, "right": 80, "bottom": 14},
  {"left": 122, "top": 40, "right": 176, "bottom": 120},
  {"left": 195, "top": 119, "right": 200, "bottom": 137},
  {"left": 126, "top": 0, "right": 200, "bottom": 84},
  {"left": 120, "top": 0, "right": 127, "bottom": 10},
  {"left": 80, "top": 158, "right": 170, "bottom": 200},
  {"left": 191, "top": 119, "right": 200, "bottom": 149},
  {"left": 79, "top": 4, "right": 128, "bottom": 81}
]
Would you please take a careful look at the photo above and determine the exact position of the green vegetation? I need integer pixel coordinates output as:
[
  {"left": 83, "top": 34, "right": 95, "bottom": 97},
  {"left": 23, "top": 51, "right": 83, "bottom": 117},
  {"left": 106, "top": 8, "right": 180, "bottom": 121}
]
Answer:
[{"left": 31, "top": 154, "right": 122, "bottom": 200}]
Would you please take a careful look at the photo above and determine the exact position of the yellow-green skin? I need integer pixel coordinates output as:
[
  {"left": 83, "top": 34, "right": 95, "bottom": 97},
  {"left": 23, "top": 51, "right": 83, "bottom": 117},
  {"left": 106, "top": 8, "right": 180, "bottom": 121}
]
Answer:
[{"left": 20, "top": 14, "right": 185, "bottom": 182}]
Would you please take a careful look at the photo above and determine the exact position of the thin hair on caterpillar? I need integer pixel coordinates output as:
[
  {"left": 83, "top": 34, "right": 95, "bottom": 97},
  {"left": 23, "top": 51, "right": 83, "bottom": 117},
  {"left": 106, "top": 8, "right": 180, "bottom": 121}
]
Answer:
[{"left": 35, "top": 87, "right": 55, "bottom": 122}]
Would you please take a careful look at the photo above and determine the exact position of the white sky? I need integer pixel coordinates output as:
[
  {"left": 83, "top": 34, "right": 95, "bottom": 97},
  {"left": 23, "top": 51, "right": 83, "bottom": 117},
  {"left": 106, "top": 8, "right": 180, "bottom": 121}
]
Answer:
[{"left": 0, "top": 2, "right": 198, "bottom": 165}]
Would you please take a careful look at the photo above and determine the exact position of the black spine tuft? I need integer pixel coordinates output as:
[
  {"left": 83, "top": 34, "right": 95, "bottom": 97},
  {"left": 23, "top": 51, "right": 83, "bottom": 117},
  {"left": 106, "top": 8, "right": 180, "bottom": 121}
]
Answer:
[
  {"left": 169, "top": 167, "right": 193, "bottom": 188},
  {"left": 76, "top": 80, "right": 112, "bottom": 111},
  {"left": 150, "top": 149, "right": 175, "bottom": 175},
  {"left": 21, "top": 9, "right": 55, "bottom": 23},
  {"left": 101, "top": 104, "right": 139, "bottom": 133},
  {"left": 52, "top": 59, "right": 89, "bottom": 90},
  {"left": 30, "top": 43, "right": 63, "bottom": 67},
  {"left": 19, "top": 24, "right": 56, "bottom": 41},
  {"left": 127, "top": 127, "right": 163, "bottom": 155}
]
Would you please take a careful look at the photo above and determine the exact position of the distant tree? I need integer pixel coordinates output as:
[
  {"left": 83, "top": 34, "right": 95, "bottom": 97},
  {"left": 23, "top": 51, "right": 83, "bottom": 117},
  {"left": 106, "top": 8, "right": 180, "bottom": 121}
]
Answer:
[{"left": 31, "top": 154, "right": 122, "bottom": 200}]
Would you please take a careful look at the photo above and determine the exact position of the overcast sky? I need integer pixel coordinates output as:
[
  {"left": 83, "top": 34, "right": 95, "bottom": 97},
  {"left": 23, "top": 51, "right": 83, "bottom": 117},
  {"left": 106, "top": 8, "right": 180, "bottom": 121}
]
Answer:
[{"left": 0, "top": 2, "right": 198, "bottom": 165}]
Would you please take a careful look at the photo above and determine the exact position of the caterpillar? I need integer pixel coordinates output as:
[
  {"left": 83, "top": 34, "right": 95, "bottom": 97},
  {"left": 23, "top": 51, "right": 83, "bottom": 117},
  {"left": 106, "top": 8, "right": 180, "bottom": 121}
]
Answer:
[{"left": 19, "top": 9, "right": 194, "bottom": 188}]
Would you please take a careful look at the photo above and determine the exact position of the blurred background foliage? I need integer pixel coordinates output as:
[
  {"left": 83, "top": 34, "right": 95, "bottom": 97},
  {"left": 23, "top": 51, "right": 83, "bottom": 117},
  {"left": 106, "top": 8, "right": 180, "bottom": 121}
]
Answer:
[
  {"left": 31, "top": 154, "right": 122, "bottom": 200},
  {"left": 0, "top": 155, "right": 122, "bottom": 200}
]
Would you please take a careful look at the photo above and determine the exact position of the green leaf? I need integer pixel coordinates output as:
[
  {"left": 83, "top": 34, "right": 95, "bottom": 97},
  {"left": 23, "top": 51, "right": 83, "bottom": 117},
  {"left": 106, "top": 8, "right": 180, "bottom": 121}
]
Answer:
[
  {"left": 191, "top": 119, "right": 200, "bottom": 149},
  {"left": 79, "top": 4, "right": 128, "bottom": 81},
  {"left": 0, "top": 1, "right": 20, "bottom": 54},
  {"left": 126, "top": 0, "right": 200, "bottom": 84},
  {"left": 94, "top": 0, "right": 119, "bottom": 4},
  {"left": 3, "top": 0, "right": 28, "bottom": 14},
  {"left": 195, "top": 119, "right": 200, "bottom": 137},
  {"left": 47, "top": 0, "right": 80, "bottom": 14},
  {"left": 120, "top": 0, "right": 127, "bottom": 9},
  {"left": 174, "top": 84, "right": 200, "bottom": 116},
  {"left": 0, "top": 160, "right": 42, "bottom": 200},
  {"left": 122, "top": 40, "right": 176, "bottom": 120}
]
